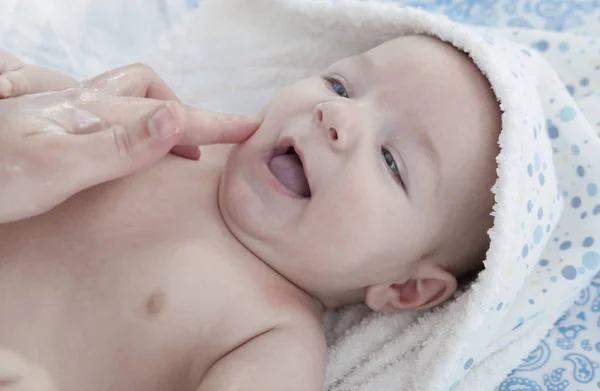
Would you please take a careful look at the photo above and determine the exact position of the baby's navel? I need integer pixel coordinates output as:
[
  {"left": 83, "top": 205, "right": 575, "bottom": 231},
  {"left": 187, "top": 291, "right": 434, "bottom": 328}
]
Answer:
[{"left": 145, "top": 292, "right": 166, "bottom": 316}]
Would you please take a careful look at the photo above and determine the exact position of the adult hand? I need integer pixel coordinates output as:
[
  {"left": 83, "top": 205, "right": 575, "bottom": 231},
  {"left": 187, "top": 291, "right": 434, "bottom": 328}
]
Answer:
[{"left": 0, "top": 63, "right": 260, "bottom": 224}]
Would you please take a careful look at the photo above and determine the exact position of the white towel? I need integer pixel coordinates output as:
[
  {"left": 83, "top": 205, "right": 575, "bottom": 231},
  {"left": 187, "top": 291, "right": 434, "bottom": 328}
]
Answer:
[{"left": 147, "top": 1, "right": 600, "bottom": 390}]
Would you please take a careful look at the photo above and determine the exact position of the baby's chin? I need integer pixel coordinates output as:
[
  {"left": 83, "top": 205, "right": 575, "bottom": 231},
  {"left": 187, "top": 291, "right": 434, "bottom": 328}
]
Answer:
[{"left": 216, "top": 156, "right": 268, "bottom": 248}]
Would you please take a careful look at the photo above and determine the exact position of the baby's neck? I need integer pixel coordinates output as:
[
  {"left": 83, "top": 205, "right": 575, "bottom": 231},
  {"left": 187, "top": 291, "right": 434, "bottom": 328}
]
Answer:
[{"left": 213, "top": 169, "right": 327, "bottom": 316}]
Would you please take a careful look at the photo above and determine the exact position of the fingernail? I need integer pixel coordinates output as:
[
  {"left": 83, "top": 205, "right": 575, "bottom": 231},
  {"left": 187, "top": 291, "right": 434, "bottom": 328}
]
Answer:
[{"left": 149, "top": 103, "right": 178, "bottom": 140}]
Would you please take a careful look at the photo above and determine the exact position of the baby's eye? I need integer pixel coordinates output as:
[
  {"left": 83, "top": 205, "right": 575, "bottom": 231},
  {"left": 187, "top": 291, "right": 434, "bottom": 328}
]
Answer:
[
  {"left": 381, "top": 147, "right": 406, "bottom": 190},
  {"left": 325, "top": 77, "right": 349, "bottom": 98}
]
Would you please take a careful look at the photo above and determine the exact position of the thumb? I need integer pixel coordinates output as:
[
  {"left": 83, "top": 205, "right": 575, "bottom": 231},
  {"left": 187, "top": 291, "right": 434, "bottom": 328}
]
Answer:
[{"left": 70, "top": 102, "right": 183, "bottom": 189}]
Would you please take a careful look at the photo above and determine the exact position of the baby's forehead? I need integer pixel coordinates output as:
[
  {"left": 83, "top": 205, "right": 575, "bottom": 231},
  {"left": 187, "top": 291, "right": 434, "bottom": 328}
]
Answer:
[
  {"left": 325, "top": 35, "right": 499, "bottom": 142},
  {"left": 357, "top": 36, "right": 500, "bottom": 171},
  {"left": 357, "top": 36, "right": 491, "bottom": 105},
  {"left": 370, "top": 35, "right": 465, "bottom": 58},
  {"left": 365, "top": 35, "right": 478, "bottom": 79},
  {"left": 341, "top": 46, "right": 459, "bottom": 109}
]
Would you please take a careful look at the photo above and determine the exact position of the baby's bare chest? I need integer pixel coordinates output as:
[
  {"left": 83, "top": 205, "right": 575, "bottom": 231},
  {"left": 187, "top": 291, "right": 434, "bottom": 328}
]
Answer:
[{"left": 0, "top": 158, "right": 294, "bottom": 391}]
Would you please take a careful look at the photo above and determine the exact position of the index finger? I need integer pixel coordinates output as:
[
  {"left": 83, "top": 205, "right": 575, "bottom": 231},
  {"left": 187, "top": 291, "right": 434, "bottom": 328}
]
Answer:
[
  {"left": 81, "top": 63, "right": 180, "bottom": 102},
  {"left": 71, "top": 90, "right": 260, "bottom": 146},
  {"left": 176, "top": 105, "right": 261, "bottom": 145}
]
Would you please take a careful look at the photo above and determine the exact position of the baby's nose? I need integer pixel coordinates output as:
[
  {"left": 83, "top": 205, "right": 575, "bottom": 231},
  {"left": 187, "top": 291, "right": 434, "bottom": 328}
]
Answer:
[
  {"left": 314, "top": 107, "right": 339, "bottom": 141},
  {"left": 313, "top": 102, "right": 356, "bottom": 152}
]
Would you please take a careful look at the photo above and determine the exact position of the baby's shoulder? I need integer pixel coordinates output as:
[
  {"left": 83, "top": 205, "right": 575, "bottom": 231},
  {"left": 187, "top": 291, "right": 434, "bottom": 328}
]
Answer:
[
  {"left": 187, "top": 265, "right": 325, "bottom": 389},
  {"left": 193, "top": 293, "right": 325, "bottom": 391},
  {"left": 246, "top": 265, "right": 324, "bottom": 330}
]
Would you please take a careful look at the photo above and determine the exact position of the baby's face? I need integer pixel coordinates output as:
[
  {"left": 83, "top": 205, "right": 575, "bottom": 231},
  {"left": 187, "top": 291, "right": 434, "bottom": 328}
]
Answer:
[{"left": 219, "top": 35, "right": 500, "bottom": 308}]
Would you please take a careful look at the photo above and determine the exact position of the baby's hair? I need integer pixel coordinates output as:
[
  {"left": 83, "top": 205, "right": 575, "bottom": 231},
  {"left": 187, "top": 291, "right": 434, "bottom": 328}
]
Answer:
[
  {"left": 440, "top": 40, "right": 500, "bottom": 280},
  {"left": 444, "top": 197, "right": 494, "bottom": 278}
]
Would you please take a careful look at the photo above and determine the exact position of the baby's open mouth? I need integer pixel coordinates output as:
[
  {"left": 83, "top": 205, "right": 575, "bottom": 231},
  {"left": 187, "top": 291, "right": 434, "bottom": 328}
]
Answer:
[{"left": 268, "top": 146, "right": 311, "bottom": 198}]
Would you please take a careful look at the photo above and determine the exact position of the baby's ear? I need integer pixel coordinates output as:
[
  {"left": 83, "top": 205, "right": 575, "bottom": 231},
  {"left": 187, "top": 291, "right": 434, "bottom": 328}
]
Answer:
[{"left": 365, "top": 265, "right": 457, "bottom": 312}]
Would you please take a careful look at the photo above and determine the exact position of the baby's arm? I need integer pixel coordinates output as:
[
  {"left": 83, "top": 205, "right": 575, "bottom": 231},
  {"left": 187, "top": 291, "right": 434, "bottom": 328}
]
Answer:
[
  {"left": 197, "top": 320, "right": 326, "bottom": 391},
  {"left": 0, "top": 50, "right": 76, "bottom": 98}
]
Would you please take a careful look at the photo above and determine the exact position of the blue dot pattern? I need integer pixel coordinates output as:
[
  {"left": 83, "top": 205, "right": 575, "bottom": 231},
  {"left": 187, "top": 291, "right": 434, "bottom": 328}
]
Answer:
[{"left": 486, "top": 16, "right": 600, "bottom": 387}]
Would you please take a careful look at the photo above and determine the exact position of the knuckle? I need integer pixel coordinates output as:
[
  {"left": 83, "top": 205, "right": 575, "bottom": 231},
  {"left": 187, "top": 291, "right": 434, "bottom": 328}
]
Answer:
[
  {"left": 26, "top": 89, "right": 79, "bottom": 115},
  {"left": 129, "top": 62, "right": 159, "bottom": 79},
  {"left": 4, "top": 70, "right": 31, "bottom": 96},
  {"left": 110, "top": 125, "right": 134, "bottom": 157},
  {"left": 130, "top": 62, "right": 154, "bottom": 73},
  {"left": 69, "top": 87, "right": 98, "bottom": 104},
  {"left": 0, "top": 49, "right": 21, "bottom": 69},
  {"left": 68, "top": 107, "right": 105, "bottom": 134}
]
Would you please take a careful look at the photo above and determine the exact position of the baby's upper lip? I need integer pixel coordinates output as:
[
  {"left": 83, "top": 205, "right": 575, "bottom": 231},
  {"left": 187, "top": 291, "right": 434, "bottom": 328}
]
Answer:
[{"left": 290, "top": 139, "right": 306, "bottom": 167}]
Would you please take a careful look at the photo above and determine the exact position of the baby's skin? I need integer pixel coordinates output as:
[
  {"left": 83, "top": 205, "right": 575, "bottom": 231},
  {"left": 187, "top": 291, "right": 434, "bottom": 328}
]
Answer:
[{"left": 0, "top": 35, "right": 500, "bottom": 391}]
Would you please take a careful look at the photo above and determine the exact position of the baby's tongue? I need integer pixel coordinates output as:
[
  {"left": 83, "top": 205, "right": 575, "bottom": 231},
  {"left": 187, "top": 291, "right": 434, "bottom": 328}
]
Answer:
[{"left": 268, "top": 154, "right": 310, "bottom": 197}]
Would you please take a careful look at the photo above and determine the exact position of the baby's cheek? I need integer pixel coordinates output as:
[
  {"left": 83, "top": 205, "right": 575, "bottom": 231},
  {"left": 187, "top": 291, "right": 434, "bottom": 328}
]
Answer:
[{"left": 335, "top": 197, "right": 378, "bottom": 239}]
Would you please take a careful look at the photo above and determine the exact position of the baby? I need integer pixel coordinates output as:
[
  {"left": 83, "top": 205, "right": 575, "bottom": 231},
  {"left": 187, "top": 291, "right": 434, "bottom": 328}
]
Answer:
[{"left": 0, "top": 35, "right": 500, "bottom": 390}]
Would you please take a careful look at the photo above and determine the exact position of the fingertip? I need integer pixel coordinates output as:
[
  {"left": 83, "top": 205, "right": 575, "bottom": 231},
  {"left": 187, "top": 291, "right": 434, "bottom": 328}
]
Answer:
[
  {"left": 241, "top": 114, "right": 261, "bottom": 124},
  {"left": 177, "top": 106, "right": 263, "bottom": 145},
  {"left": 233, "top": 114, "right": 261, "bottom": 131},
  {"left": 229, "top": 117, "right": 262, "bottom": 142},
  {"left": 214, "top": 113, "right": 261, "bottom": 143}
]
